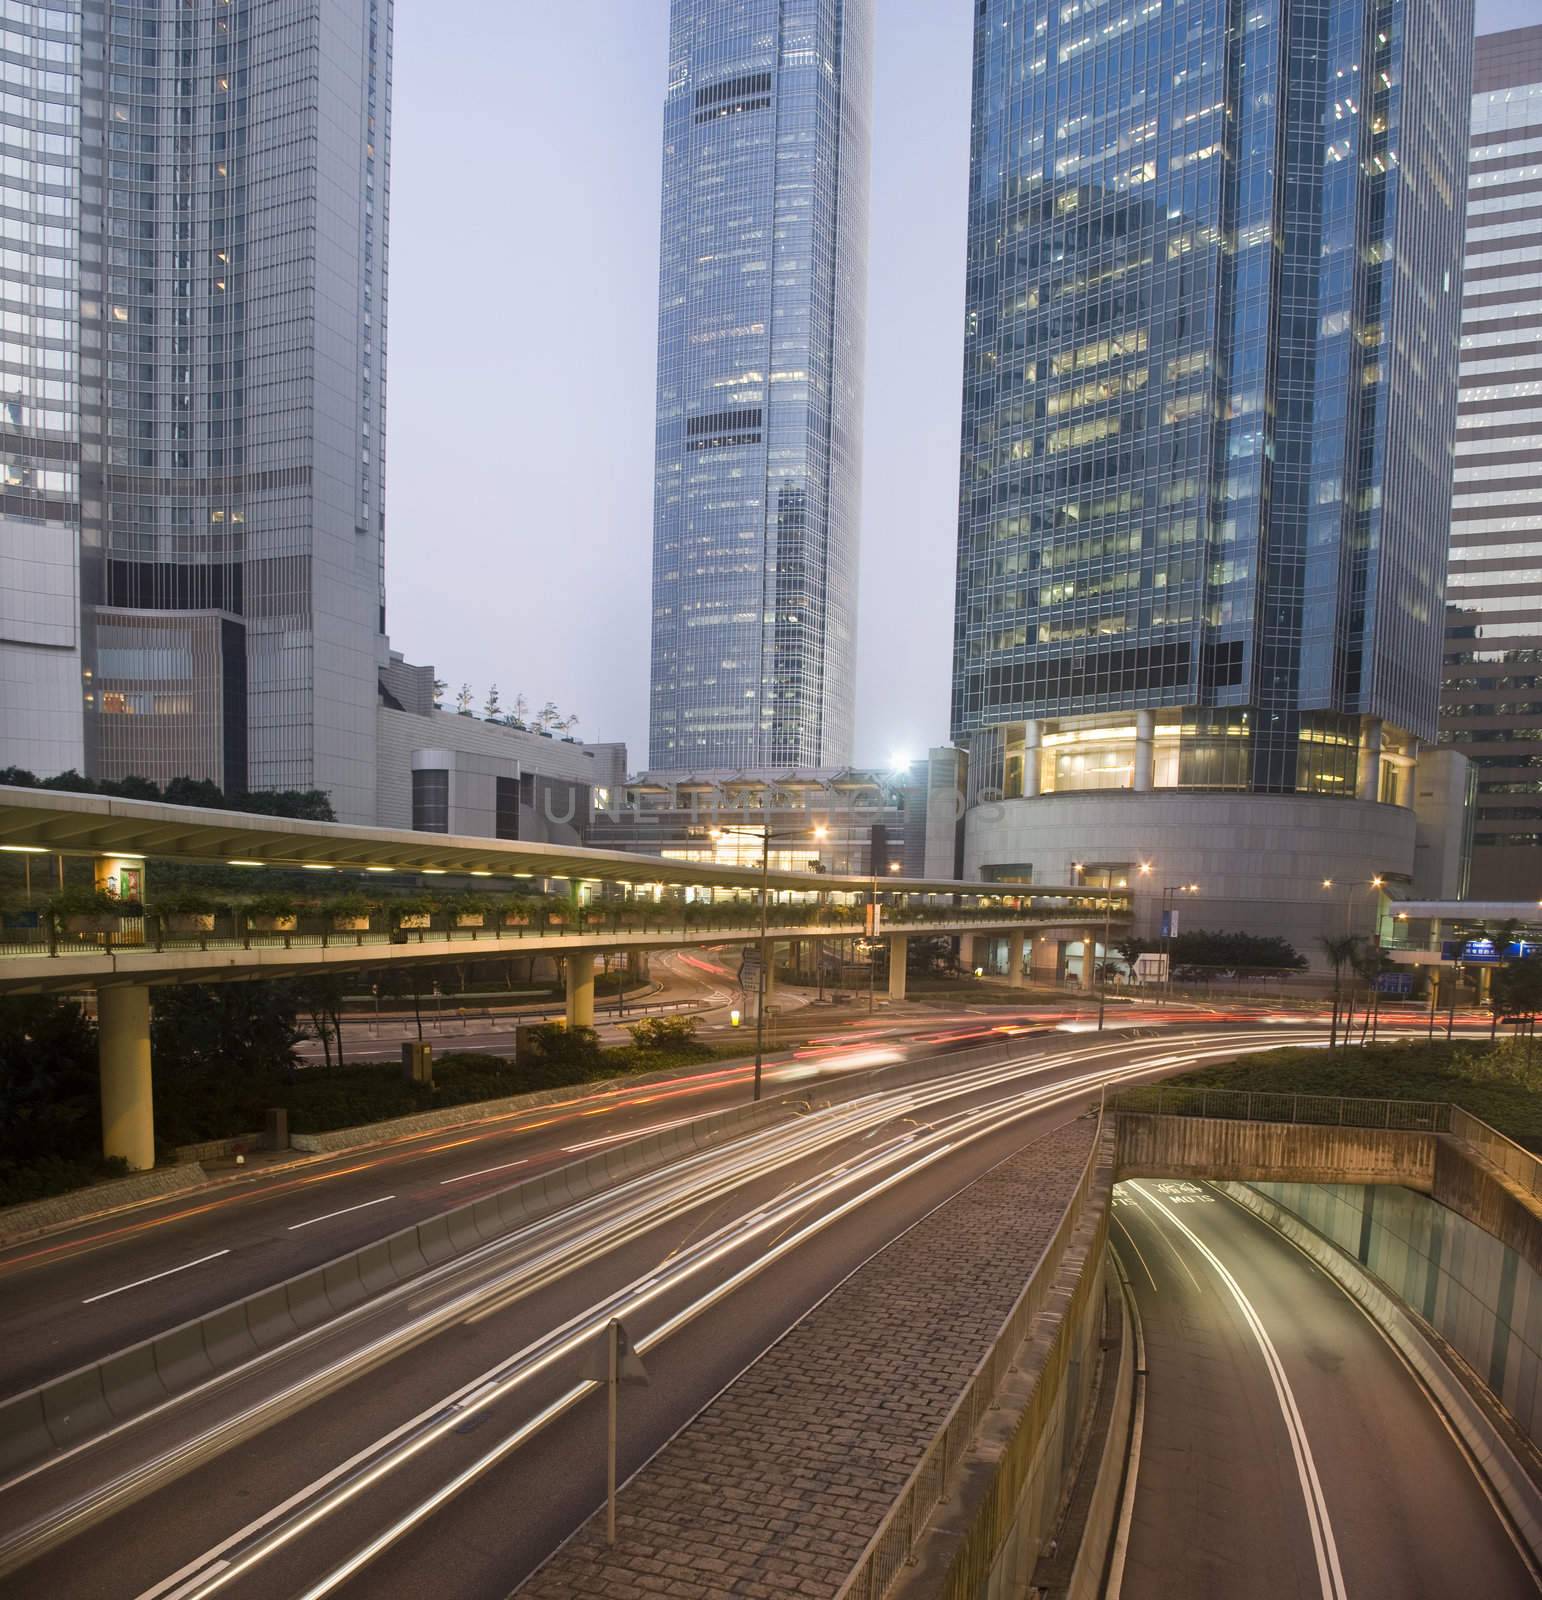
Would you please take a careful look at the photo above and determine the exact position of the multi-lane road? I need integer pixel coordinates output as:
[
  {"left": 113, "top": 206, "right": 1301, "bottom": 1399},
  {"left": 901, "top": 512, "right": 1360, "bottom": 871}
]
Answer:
[
  {"left": 1113, "top": 1178, "right": 1540, "bottom": 1600},
  {"left": 0, "top": 1021, "right": 1316, "bottom": 1600}
]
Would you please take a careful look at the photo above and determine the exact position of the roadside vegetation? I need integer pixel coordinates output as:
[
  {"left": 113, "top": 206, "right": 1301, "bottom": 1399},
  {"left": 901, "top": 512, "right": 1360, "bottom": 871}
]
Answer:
[
  {"left": 1151, "top": 1037, "right": 1542, "bottom": 1149},
  {"left": 0, "top": 989, "right": 727, "bottom": 1208}
]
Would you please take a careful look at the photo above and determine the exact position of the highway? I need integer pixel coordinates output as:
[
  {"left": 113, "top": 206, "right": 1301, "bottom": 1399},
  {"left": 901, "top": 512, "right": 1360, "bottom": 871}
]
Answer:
[
  {"left": 0, "top": 1027, "right": 1314, "bottom": 1600},
  {"left": 1112, "top": 1178, "right": 1540, "bottom": 1600}
]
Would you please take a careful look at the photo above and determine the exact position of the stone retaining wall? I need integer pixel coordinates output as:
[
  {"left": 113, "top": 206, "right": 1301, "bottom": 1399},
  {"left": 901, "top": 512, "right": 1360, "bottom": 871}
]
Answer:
[{"left": 0, "top": 1163, "right": 209, "bottom": 1242}]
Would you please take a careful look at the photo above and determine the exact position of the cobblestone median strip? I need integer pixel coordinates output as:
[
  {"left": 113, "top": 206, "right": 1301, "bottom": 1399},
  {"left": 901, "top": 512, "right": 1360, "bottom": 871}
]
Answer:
[{"left": 516, "top": 1115, "right": 1099, "bottom": 1600}]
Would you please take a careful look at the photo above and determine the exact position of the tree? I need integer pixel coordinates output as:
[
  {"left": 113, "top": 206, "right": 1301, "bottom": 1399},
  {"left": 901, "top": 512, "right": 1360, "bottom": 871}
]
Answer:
[
  {"left": 0, "top": 995, "right": 98, "bottom": 1171},
  {"left": 455, "top": 682, "right": 474, "bottom": 716},
  {"left": 432, "top": 678, "right": 447, "bottom": 709},
  {"left": 537, "top": 700, "right": 561, "bottom": 731},
  {"left": 1113, "top": 936, "right": 1154, "bottom": 976},
  {"left": 484, "top": 683, "right": 502, "bottom": 721},
  {"left": 557, "top": 712, "right": 581, "bottom": 735},
  {"left": 1169, "top": 930, "right": 1307, "bottom": 981},
  {"left": 1493, "top": 957, "right": 1542, "bottom": 1022},
  {"left": 1319, "top": 934, "right": 1359, "bottom": 1049},
  {"left": 294, "top": 975, "right": 349, "bottom": 1068},
  {"left": 152, "top": 981, "right": 302, "bottom": 1077},
  {"left": 511, "top": 693, "right": 529, "bottom": 726}
]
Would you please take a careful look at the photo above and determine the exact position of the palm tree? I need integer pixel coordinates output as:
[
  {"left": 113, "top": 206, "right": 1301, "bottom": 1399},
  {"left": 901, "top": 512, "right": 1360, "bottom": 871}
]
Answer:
[{"left": 1320, "top": 934, "right": 1359, "bottom": 1049}]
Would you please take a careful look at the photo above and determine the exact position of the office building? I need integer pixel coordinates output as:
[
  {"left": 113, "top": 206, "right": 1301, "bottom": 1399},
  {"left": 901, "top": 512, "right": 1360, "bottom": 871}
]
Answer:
[
  {"left": 950, "top": 0, "right": 1474, "bottom": 952},
  {"left": 647, "top": 0, "right": 872, "bottom": 771},
  {"left": 0, "top": 1, "right": 390, "bottom": 825},
  {"left": 1440, "top": 25, "right": 1542, "bottom": 900}
]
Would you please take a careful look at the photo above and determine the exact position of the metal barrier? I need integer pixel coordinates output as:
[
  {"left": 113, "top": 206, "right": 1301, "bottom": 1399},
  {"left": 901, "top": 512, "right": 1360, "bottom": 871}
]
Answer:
[
  {"left": 1449, "top": 1105, "right": 1542, "bottom": 1198},
  {"left": 837, "top": 1109, "right": 1108, "bottom": 1600},
  {"left": 1109, "top": 1084, "right": 1451, "bottom": 1132}
]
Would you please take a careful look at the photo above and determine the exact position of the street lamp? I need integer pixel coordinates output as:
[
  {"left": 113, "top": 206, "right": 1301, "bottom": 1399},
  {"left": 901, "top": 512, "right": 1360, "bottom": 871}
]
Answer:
[
  {"left": 711, "top": 821, "right": 827, "bottom": 1101},
  {"left": 1159, "top": 880, "right": 1199, "bottom": 993},
  {"left": 1321, "top": 875, "right": 1385, "bottom": 938},
  {"left": 867, "top": 859, "right": 902, "bottom": 1014}
]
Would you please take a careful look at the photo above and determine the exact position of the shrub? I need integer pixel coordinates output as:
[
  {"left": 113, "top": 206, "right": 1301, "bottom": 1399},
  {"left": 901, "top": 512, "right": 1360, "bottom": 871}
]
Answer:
[
  {"left": 519, "top": 1021, "right": 602, "bottom": 1068},
  {"left": 627, "top": 1015, "right": 700, "bottom": 1051}
]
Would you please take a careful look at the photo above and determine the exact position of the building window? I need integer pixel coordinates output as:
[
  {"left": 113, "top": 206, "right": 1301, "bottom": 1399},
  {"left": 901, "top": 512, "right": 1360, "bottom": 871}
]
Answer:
[
  {"left": 495, "top": 775, "right": 520, "bottom": 841},
  {"left": 412, "top": 768, "right": 448, "bottom": 834}
]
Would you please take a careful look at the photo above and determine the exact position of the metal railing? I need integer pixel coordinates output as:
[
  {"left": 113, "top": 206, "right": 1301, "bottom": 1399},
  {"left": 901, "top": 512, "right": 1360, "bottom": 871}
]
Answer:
[
  {"left": 0, "top": 901, "right": 1118, "bottom": 964},
  {"left": 837, "top": 1111, "right": 1110, "bottom": 1600},
  {"left": 1108, "top": 1084, "right": 1451, "bottom": 1132},
  {"left": 1449, "top": 1105, "right": 1542, "bottom": 1197}
]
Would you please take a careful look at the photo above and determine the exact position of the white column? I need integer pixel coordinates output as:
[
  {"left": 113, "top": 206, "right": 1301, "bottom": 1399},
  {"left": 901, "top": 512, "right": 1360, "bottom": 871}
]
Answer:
[
  {"left": 1357, "top": 718, "right": 1383, "bottom": 801},
  {"left": 1006, "top": 929, "right": 1026, "bottom": 987},
  {"left": 1024, "top": 720, "right": 1042, "bottom": 798},
  {"left": 1134, "top": 710, "right": 1155, "bottom": 792},
  {"left": 888, "top": 934, "right": 909, "bottom": 1001}
]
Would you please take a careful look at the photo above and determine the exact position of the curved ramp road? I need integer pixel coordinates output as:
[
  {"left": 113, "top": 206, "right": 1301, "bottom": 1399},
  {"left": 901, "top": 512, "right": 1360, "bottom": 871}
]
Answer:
[{"left": 1113, "top": 1178, "right": 1540, "bottom": 1600}]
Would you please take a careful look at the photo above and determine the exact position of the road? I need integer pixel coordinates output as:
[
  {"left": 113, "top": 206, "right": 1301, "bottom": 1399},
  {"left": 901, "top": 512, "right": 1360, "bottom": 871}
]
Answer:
[
  {"left": 0, "top": 1029, "right": 1316, "bottom": 1600},
  {"left": 1113, "top": 1177, "right": 1540, "bottom": 1600},
  {"left": 0, "top": 992, "right": 1326, "bottom": 1399}
]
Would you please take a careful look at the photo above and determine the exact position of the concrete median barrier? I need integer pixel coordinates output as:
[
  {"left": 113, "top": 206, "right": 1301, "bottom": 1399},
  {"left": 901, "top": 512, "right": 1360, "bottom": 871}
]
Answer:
[
  {"left": 0, "top": 1391, "right": 50, "bottom": 1479},
  {"left": 97, "top": 1345, "right": 166, "bottom": 1422},
  {"left": 150, "top": 1322, "right": 213, "bottom": 1395},
  {"left": 200, "top": 1302, "right": 258, "bottom": 1371},
  {"left": 321, "top": 1257, "right": 367, "bottom": 1315},
  {"left": 39, "top": 1369, "right": 110, "bottom": 1453}
]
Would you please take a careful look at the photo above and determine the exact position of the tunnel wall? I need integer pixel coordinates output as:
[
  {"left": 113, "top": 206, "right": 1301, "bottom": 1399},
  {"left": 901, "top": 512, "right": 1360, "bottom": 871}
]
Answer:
[
  {"left": 1245, "top": 1180, "right": 1542, "bottom": 1449},
  {"left": 1114, "top": 1112, "right": 1436, "bottom": 1187}
]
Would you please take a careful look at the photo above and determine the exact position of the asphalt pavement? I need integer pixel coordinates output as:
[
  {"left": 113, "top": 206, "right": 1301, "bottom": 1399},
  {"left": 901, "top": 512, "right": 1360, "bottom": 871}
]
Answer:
[{"left": 1113, "top": 1176, "right": 1540, "bottom": 1600}]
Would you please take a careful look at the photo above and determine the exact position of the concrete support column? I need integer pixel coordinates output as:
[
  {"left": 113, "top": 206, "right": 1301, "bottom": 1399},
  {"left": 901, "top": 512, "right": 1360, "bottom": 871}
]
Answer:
[
  {"left": 1478, "top": 964, "right": 1493, "bottom": 1003},
  {"left": 1134, "top": 710, "right": 1155, "bottom": 793},
  {"left": 1006, "top": 929, "right": 1026, "bottom": 987},
  {"left": 565, "top": 955, "right": 595, "bottom": 1029},
  {"left": 99, "top": 984, "right": 154, "bottom": 1171},
  {"left": 968, "top": 933, "right": 991, "bottom": 973},
  {"left": 888, "top": 934, "right": 909, "bottom": 1001},
  {"left": 1024, "top": 720, "right": 1042, "bottom": 798},
  {"left": 626, "top": 949, "right": 648, "bottom": 981},
  {"left": 763, "top": 942, "right": 778, "bottom": 1004},
  {"left": 1357, "top": 718, "right": 1383, "bottom": 802},
  {"left": 1083, "top": 934, "right": 1098, "bottom": 990}
]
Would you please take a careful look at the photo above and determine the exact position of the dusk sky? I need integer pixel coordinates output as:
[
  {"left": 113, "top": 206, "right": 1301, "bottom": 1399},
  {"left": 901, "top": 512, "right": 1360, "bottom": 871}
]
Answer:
[{"left": 386, "top": 0, "right": 1532, "bottom": 770}]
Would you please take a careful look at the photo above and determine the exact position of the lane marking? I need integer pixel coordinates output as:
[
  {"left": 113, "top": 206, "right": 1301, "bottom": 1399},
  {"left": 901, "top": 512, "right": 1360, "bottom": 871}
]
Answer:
[
  {"left": 1128, "top": 1181, "right": 1347, "bottom": 1600},
  {"left": 438, "top": 1160, "right": 528, "bottom": 1186},
  {"left": 287, "top": 1197, "right": 395, "bottom": 1232},
  {"left": 1120, "top": 1191, "right": 1205, "bottom": 1292},
  {"left": 81, "top": 1250, "right": 231, "bottom": 1305},
  {"left": 561, "top": 1116, "right": 697, "bottom": 1152},
  {"left": 1106, "top": 1245, "right": 1148, "bottom": 1600},
  {"left": 1112, "top": 1215, "right": 1159, "bottom": 1293}
]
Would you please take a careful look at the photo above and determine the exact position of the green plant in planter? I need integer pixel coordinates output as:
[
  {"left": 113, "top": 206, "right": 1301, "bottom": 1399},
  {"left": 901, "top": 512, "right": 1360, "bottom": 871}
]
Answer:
[
  {"left": 325, "top": 891, "right": 378, "bottom": 921},
  {"left": 153, "top": 886, "right": 222, "bottom": 917},
  {"left": 244, "top": 890, "right": 303, "bottom": 921},
  {"left": 387, "top": 891, "right": 438, "bottom": 920},
  {"left": 48, "top": 885, "right": 143, "bottom": 921}
]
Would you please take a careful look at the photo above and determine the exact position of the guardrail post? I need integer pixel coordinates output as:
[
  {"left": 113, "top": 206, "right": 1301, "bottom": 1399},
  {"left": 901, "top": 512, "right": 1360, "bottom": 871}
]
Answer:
[
  {"left": 1246, "top": 1091, "right": 1253, "bottom": 1121},
  {"left": 1292, "top": 1093, "right": 1299, "bottom": 1122}
]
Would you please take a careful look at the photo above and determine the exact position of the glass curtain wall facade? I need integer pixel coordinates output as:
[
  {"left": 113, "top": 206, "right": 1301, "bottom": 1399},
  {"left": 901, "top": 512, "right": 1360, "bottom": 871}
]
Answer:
[
  {"left": 648, "top": 0, "right": 871, "bottom": 772},
  {"left": 952, "top": 0, "right": 1471, "bottom": 809},
  {"left": 0, "top": 0, "right": 389, "bottom": 824},
  {"left": 1440, "top": 26, "right": 1542, "bottom": 898}
]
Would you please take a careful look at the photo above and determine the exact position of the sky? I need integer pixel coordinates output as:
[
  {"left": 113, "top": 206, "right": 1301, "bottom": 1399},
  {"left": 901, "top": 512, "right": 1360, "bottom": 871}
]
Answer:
[{"left": 385, "top": 0, "right": 1533, "bottom": 770}]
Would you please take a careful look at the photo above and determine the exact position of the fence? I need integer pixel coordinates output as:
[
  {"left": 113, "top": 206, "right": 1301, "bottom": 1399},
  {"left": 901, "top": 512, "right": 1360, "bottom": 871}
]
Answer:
[
  {"left": 1108, "top": 1084, "right": 1451, "bottom": 1132},
  {"left": 837, "top": 1112, "right": 1109, "bottom": 1600}
]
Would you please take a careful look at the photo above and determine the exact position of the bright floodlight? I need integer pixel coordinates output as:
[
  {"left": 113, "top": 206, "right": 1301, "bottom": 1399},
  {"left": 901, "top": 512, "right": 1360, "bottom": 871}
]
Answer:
[{"left": 889, "top": 749, "right": 912, "bottom": 770}]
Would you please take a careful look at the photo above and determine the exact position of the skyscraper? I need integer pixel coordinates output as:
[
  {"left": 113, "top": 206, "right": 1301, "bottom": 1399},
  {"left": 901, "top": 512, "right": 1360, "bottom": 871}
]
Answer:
[
  {"left": 1441, "top": 24, "right": 1542, "bottom": 900},
  {"left": 0, "top": 0, "right": 389, "bottom": 825},
  {"left": 647, "top": 0, "right": 871, "bottom": 773},
  {"left": 952, "top": 0, "right": 1473, "bottom": 947}
]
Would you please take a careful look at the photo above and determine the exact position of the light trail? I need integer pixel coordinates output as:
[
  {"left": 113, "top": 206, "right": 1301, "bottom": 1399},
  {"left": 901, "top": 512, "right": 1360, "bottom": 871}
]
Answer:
[{"left": 132, "top": 1032, "right": 1318, "bottom": 1600}]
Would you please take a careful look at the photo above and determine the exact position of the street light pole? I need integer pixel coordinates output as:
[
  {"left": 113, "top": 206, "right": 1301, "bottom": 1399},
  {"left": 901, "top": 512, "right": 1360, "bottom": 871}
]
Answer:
[{"left": 754, "top": 830, "right": 769, "bottom": 1102}]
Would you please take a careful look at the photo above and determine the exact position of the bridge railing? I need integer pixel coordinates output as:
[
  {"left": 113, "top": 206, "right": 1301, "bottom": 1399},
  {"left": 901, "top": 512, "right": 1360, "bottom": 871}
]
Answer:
[
  {"left": 1449, "top": 1105, "right": 1542, "bottom": 1198},
  {"left": 1108, "top": 1084, "right": 1451, "bottom": 1132},
  {"left": 0, "top": 900, "right": 1109, "bottom": 964},
  {"left": 837, "top": 1110, "right": 1108, "bottom": 1600}
]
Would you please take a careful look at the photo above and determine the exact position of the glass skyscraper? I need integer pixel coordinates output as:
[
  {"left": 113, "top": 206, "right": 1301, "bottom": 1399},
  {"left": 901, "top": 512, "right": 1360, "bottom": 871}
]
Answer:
[
  {"left": 0, "top": 0, "right": 389, "bottom": 825},
  {"left": 1441, "top": 25, "right": 1542, "bottom": 899},
  {"left": 647, "top": 0, "right": 871, "bottom": 773},
  {"left": 953, "top": 0, "right": 1471, "bottom": 813}
]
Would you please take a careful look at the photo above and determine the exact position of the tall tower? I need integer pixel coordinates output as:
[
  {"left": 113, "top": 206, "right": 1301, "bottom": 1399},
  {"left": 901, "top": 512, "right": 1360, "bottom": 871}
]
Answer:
[
  {"left": 0, "top": 0, "right": 390, "bottom": 825},
  {"left": 1440, "top": 25, "right": 1542, "bottom": 899},
  {"left": 951, "top": 0, "right": 1473, "bottom": 947},
  {"left": 647, "top": 0, "right": 872, "bottom": 773}
]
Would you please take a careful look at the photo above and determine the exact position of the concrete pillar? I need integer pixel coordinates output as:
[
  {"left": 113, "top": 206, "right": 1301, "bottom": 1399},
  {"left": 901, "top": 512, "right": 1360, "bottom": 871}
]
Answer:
[
  {"left": 1084, "top": 933, "right": 1098, "bottom": 990},
  {"left": 99, "top": 984, "right": 154, "bottom": 1171},
  {"left": 565, "top": 955, "right": 595, "bottom": 1028},
  {"left": 888, "top": 934, "right": 909, "bottom": 1000},
  {"left": 763, "top": 943, "right": 778, "bottom": 1004},
  {"left": 1134, "top": 710, "right": 1155, "bottom": 792},
  {"left": 969, "top": 933, "right": 991, "bottom": 973},
  {"left": 1006, "top": 929, "right": 1026, "bottom": 987},
  {"left": 1024, "top": 720, "right": 1042, "bottom": 798},
  {"left": 626, "top": 949, "right": 648, "bottom": 981},
  {"left": 1357, "top": 718, "right": 1383, "bottom": 802},
  {"left": 1478, "top": 964, "right": 1493, "bottom": 1003}
]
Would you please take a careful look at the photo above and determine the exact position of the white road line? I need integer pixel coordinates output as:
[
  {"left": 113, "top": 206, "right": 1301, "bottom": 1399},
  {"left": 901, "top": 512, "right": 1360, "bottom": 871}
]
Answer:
[
  {"left": 561, "top": 1116, "right": 696, "bottom": 1153},
  {"left": 1128, "top": 1181, "right": 1347, "bottom": 1600},
  {"left": 81, "top": 1250, "right": 231, "bottom": 1306},
  {"left": 438, "top": 1159, "right": 528, "bottom": 1186},
  {"left": 287, "top": 1196, "right": 395, "bottom": 1232}
]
